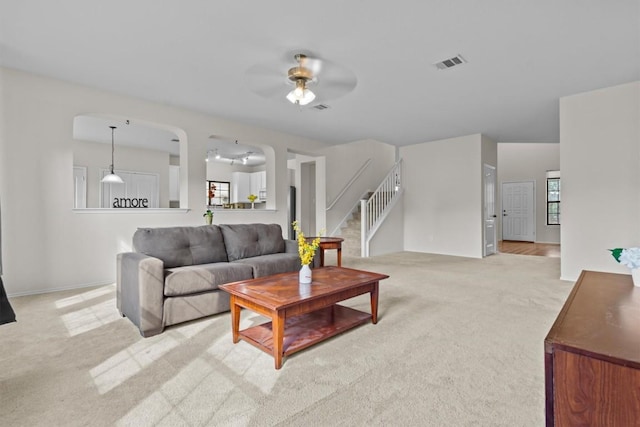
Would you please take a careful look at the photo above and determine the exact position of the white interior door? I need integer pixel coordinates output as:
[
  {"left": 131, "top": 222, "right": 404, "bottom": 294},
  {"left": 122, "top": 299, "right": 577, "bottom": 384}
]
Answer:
[
  {"left": 101, "top": 170, "right": 159, "bottom": 208},
  {"left": 73, "top": 166, "right": 87, "bottom": 208},
  {"left": 483, "top": 164, "right": 497, "bottom": 256},
  {"left": 502, "top": 181, "right": 535, "bottom": 241},
  {"left": 101, "top": 171, "right": 127, "bottom": 208}
]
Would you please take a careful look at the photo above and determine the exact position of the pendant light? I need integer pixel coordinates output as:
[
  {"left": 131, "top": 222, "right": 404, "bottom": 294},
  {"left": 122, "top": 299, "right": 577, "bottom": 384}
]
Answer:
[{"left": 101, "top": 126, "right": 124, "bottom": 184}]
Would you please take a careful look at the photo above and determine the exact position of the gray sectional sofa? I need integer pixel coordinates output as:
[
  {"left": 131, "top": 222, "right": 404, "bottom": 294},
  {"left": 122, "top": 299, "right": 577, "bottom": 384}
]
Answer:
[{"left": 117, "top": 223, "right": 306, "bottom": 337}]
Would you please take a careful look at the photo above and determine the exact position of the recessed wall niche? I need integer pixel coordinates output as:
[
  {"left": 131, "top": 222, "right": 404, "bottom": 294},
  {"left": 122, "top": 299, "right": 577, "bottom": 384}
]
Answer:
[{"left": 72, "top": 115, "right": 184, "bottom": 209}]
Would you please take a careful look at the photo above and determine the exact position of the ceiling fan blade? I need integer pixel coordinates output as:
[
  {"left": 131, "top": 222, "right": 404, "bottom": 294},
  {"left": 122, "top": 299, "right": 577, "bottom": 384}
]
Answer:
[
  {"left": 317, "top": 84, "right": 357, "bottom": 101},
  {"left": 301, "top": 56, "right": 323, "bottom": 75},
  {"left": 245, "top": 62, "right": 290, "bottom": 98},
  {"left": 246, "top": 62, "right": 285, "bottom": 79},
  {"left": 249, "top": 83, "right": 287, "bottom": 99},
  {"left": 313, "top": 60, "right": 358, "bottom": 101}
]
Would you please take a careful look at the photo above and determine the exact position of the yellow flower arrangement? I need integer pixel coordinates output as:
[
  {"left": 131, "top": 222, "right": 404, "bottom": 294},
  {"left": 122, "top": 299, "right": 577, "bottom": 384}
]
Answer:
[
  {"left": 247, "top": 194, "right": 258, "bottom": 203},
  {"left": 292, "top": 221, "right": 321, "bottom": 266}
]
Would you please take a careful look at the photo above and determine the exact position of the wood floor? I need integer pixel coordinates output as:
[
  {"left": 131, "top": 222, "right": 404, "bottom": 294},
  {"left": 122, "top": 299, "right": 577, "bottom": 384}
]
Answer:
[{"left": 498, "top": 240, "right": 560, "bottom": 258}]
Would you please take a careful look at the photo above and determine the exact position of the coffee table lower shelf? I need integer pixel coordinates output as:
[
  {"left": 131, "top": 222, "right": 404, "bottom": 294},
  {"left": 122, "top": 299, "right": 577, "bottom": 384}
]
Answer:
[{"left": 239, "top": 304, "right": 371, "bottom": 357}]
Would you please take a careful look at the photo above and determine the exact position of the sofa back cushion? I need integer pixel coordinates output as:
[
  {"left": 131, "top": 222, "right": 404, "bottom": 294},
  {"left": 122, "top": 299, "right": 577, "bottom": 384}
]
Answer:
[
  {"left": 220, "top": 223, "right": 285, "bottom": 261},
  {"left": 133, "top": 225, "right": 228, "bottom": 268}
]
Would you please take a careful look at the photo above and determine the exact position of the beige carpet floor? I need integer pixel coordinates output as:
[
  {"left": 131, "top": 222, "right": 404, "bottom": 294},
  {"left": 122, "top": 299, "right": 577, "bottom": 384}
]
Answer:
[{"left": 0, "top": 252, "right": 572, "bottom": 426}]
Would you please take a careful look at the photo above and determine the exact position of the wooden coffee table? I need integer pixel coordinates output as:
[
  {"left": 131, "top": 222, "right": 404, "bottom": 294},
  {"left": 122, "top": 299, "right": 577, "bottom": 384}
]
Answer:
[{"left": 219, "top": 266, "right": 389, "bottom": 369}]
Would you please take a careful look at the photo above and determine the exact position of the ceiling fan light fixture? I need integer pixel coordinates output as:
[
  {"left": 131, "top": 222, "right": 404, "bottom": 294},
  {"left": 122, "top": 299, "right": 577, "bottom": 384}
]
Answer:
[
  {"left": 287, "top": 79, "right": 315, "bottom": 105},
  {"left": 286, "top": 54, "right": 316, "bottom": 106}
]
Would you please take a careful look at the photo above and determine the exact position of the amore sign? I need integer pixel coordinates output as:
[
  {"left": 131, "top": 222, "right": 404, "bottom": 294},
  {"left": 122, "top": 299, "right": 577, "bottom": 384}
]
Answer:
[{"left": 113, "top": 198, "right": 149, "bottom": 208}]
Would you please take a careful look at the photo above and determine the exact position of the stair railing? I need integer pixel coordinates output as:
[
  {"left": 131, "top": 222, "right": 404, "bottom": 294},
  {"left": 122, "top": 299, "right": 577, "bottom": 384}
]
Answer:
[
  {"left": 360, "top": 159, "right": 404, "bottom": 257},
  {"left": 329, "top": 190, "right": 371, "bottom": 237},
  {"left": 326, "top": 158, "right": 372, "bottom": 211}
]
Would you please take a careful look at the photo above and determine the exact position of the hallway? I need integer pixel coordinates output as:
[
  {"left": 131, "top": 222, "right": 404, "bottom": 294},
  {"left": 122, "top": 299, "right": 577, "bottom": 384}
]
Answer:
[{"left": 498, "top": 241, "right": 560, "bottom": 258}]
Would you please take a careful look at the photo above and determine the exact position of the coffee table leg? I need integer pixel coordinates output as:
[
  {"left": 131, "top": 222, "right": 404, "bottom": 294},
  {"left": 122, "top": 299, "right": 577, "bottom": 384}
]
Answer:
[
  {"left": 337, "top": 247, "right": 342, "bottom": 267},
  {"left": 370, "top": 282, "right": 379, "bottom": 324},
  {"left": 273, "top": 310, "right": 285, "bottom": 369},
  {"left": 230, "top": 296, "right": 240, "bottom": 344}
]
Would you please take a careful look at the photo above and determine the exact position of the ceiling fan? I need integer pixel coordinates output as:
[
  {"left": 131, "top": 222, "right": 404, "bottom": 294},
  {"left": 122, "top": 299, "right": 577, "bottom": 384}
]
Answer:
[
  {"left": 245, "top": 51, "right": 357, "bottom": 106},
  {"left": 286, "top": 54, "right": 317, "bottom": 106}
]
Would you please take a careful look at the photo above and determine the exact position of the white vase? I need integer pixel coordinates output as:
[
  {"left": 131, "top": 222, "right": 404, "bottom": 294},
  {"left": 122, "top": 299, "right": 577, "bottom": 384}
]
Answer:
[
  {"left": 299, "top": 264, "right": 312, "bottom": 284},
  {"left": 632, "top": 268, "right": 640, "bottom": 287},
  {"left": 299, "top": 282, "right": 311, "bottom": 297}
]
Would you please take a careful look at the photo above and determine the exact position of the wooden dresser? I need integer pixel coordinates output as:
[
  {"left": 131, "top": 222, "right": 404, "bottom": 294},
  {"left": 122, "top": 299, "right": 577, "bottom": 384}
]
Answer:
[{"left": 545, "top": 270, "right": 640, "bottom": 426}]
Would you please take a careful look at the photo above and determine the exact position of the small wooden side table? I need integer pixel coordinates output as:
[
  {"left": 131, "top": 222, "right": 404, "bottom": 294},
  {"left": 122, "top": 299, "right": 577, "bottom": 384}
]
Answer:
[{"left": 307, "top": 237, "right": 345, "bottom": 267}]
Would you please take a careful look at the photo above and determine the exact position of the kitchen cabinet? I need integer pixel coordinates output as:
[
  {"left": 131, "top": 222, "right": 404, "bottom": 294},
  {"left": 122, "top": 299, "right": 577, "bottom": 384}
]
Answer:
[
  {"left": 231, "top": 172, "right": 251, "bottom": 203},
  {"left": 231, "top": 170, "right": 266, "bottom": 204},
  {"left": 251, "top": 170, "right": 266, "bottom": 201}
]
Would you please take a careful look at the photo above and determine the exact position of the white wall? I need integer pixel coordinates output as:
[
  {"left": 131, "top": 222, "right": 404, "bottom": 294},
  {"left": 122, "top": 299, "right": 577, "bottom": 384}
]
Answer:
[
  {"left": 401, "top": 134, "right": 485, "bottom": 258},
  {"left": 497, "top": 143, "right": 560, "bottom": 244},
  {"left": 315, "top": 139, "right": 396, "bottom": 235},
  {"left": 0, "top": 67, "right": 329, "bottom": 295},
  {"left": 560, "top": 81, "right": 640, "bottom": 281}
]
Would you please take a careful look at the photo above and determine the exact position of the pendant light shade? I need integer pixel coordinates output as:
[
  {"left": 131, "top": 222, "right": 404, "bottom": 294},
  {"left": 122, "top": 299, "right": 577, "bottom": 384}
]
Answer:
[
  {"left": 101, "top": 126, "right": 124, "bottom": 184},
  {"left": 102, "top": 171, "right": 124, "bottom": 184}
]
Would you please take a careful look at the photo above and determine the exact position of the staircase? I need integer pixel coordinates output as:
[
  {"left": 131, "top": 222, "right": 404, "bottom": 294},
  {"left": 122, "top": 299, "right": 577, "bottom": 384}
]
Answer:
[
  {"left": 336, "top": 159, "right": 404, "bottom": 258},
  {"left": 360, "top": 159, "right": 403, "bottom": 257},
  {"left": 339, "top": 197, "right": 368, "bottom": 257}
]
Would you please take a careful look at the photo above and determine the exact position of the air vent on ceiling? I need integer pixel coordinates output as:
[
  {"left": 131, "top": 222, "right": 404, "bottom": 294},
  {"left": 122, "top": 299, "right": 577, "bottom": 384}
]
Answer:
[
  {"left": 313, "top": 104, "right": 330, "bottom": 110},
  {"left": 434, "top": 54, "right": 467, "bottom": 70}
]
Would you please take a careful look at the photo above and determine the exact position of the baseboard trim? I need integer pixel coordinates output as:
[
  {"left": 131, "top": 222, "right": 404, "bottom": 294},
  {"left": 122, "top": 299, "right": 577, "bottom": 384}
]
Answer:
[
  {"left": 7, "top": 280, "right": 114, "bottom": 298},
  {"left": 499, "top": 239, "right": 561, "bottom": 245}
]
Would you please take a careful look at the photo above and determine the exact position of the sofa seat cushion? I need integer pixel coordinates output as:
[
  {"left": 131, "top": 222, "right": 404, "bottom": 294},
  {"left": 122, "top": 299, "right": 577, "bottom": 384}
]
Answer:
[
  {"left": 164, "top": 262, "right": 253, "bottom": 297},
  {"left": 220, "top": 224, "right": 285, "bottom": 261},
  {"left": 233, "top": 253, "right": 301, "bottom": 278}
]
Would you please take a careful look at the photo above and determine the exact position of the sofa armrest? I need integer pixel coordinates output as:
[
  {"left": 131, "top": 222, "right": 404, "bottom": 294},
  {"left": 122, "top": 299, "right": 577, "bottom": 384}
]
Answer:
[
  {"left": 117, "top": 252, "right": 165, "bottom": 337},
  {"left": 284, "top": 239, "right": 298, "bottom": 255}
]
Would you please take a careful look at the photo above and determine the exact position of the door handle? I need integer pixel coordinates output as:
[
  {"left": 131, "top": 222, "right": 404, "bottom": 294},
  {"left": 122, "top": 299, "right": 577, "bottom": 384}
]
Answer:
[{"left": 492, "top": 215, "right": 497, "bottom": 218}]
